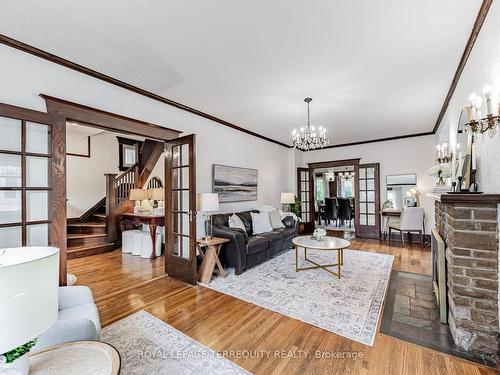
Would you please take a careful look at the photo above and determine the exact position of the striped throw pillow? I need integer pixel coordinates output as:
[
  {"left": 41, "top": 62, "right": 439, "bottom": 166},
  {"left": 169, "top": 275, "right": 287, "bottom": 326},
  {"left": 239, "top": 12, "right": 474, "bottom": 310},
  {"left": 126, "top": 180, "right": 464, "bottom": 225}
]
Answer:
[
  {"left": 251, "top": 212, "right": 273, "bottom": 234},
  {"left": 229, "top": 213, "right": 246, "bottom": 232}
]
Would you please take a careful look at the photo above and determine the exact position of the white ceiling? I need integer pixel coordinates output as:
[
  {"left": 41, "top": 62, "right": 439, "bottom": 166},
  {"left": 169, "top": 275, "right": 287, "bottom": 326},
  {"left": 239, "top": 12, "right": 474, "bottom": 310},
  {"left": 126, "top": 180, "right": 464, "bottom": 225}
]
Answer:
[{"left": 0, "top": 1, "right": 482, "bottom": 146}]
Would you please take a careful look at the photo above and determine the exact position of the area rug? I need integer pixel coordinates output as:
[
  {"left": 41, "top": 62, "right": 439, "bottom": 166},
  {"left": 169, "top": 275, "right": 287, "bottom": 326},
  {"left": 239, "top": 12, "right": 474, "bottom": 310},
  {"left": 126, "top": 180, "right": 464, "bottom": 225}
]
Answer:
[
  {"left": 101, "top": 310, "right": 250, "bottom": 374},
  {"left": 204, "top": 249, "right": 393, "bottom": 346}
]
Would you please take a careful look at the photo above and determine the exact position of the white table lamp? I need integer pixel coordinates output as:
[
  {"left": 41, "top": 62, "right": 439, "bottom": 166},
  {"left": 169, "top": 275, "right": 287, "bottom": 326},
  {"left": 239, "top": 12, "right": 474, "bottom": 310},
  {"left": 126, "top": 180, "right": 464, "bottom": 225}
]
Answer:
[
  {"left": 280, "top": 192, "right": 295, "bottom": 212},
  {"left": 197, "top": 193, "right": 220, "bottom": 240},
  {"left": 0, "top": 247, "right": 59, "bottom": 372},
  {"left": 129, "top": 188, "right": 147, "bottom": 213}
]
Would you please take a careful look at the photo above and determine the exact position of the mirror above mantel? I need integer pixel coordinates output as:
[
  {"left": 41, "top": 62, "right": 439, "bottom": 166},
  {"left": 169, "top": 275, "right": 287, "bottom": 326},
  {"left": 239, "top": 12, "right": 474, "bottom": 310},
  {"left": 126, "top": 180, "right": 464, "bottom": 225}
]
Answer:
[{"left": 385, "top": 173, "right": 418, "bottom": 209}]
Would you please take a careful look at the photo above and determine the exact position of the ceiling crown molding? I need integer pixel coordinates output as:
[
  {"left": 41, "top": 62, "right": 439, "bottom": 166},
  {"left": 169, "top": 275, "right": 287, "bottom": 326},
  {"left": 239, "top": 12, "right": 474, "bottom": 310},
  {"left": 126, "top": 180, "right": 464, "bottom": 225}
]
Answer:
[{"left": 0, "top": 0, "right": 493, "bottom": 150}]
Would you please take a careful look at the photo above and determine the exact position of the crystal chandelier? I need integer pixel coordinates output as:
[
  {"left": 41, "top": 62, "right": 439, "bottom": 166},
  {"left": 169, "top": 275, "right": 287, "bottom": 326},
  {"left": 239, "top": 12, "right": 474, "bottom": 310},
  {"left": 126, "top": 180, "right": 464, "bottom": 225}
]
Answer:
[
  {"left": 292, "top": 98, "right": 328, "bottom": 150},
  {"left": 339, "top": 171, "right": 354, "bottom": 180}
]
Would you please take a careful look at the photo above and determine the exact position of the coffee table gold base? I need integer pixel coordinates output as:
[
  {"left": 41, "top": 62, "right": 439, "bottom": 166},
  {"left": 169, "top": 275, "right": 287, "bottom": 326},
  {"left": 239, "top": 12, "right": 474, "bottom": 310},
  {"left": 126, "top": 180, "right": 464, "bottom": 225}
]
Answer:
[{"left": 295, "top": 247, "right": 344, "bottom": 278}]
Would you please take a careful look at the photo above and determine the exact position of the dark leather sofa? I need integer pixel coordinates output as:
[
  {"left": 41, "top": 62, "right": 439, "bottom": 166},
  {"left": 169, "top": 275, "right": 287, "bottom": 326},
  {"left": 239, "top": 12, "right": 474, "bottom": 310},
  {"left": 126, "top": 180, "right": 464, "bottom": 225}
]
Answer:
[{"left": 208, "top": 210, "right": 299, "bottom": 275}]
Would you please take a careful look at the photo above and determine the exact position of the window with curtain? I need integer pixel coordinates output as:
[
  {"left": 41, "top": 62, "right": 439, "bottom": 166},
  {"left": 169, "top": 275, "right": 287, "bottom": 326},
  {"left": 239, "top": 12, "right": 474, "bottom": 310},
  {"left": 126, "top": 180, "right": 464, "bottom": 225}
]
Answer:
[
  {"left": 340, "top": 178, "right": 354, "bottom": 198},
  {"left": 316, "top": 177, "right": 325, "bottom": 203}
]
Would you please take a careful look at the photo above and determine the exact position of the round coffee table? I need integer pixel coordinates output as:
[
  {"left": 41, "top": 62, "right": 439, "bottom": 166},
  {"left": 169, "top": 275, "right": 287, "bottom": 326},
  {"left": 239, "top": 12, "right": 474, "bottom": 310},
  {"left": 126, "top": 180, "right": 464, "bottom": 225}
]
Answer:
[{"left": 292, "top": 236, "right": 351, "bottom": 278}]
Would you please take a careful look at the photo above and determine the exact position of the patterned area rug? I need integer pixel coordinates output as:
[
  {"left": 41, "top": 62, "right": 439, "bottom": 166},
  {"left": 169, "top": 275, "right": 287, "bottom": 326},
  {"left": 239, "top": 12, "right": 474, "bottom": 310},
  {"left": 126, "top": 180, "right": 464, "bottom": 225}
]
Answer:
[
  {"left": 205, "top": 249, "right": 393, "bottom": 346},
  {"left": 101, "top": 311, "right": 250, "bottom": 374}
]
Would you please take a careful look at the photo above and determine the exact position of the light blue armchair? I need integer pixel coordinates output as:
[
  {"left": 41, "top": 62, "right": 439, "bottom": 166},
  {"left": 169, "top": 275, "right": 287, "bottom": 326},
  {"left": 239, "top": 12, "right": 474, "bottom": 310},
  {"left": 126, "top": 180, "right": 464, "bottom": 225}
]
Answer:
[{"left": 33, "top": 286, "right": 101, "bottom": 351}]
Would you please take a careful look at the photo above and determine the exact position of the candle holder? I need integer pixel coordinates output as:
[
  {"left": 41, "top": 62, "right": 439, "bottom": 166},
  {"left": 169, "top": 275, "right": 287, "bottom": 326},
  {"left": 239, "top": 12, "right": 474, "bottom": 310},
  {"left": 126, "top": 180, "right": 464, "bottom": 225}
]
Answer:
[{"left": 464, "top": 114, "right": 500, "bottom": 137}]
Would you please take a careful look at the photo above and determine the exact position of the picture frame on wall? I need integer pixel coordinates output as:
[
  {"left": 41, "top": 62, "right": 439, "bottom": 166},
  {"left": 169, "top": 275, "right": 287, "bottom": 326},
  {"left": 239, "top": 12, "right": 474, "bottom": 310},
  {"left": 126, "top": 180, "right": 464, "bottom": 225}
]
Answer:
[{"left": 213, "top": 164, "right": 258, "bottom": 202}]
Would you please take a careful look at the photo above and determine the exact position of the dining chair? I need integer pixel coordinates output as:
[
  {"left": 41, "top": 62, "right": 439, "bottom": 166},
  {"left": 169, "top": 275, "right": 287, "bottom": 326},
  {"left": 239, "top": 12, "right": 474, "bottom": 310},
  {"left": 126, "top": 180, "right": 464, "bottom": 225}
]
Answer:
[
  {"left": 324, "top": 197, "right": 338, "bottom": 226},
  {"left": 388, "top": 207, "right": 424, "bottom": 246}
]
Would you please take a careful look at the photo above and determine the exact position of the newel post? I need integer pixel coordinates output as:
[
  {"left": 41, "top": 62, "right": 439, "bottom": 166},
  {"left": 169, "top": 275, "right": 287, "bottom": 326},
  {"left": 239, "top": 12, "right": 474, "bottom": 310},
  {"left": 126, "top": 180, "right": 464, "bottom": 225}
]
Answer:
[{"left": 105, "top": 173, "right": 118, "bottom": 243}]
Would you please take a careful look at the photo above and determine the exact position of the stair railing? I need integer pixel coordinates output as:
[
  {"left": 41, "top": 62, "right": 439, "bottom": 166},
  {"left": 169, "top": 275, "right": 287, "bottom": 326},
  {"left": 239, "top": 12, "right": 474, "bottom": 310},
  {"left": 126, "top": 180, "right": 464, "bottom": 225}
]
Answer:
[{"left": 105, "top": 163, "right": 139, "bottom": 242}]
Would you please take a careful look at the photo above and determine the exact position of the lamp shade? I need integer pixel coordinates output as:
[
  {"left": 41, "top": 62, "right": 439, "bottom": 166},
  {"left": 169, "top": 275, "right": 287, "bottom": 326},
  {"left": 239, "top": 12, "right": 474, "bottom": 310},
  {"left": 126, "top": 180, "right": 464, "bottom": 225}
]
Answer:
[
  {"left": 147, "top": 188, "right": 164, "bottom": 201},
  {"left": 280, "top": 192, "right": 295, "bottom": 204},
  {"left": 0, "top": 247, "right": 59, "bottom": 353},
  {"left": 129, "top": 188, "right": 147, "bottom": 201},
  {"left": 197, "top": 193, "right": 219, "bottom": 212}
]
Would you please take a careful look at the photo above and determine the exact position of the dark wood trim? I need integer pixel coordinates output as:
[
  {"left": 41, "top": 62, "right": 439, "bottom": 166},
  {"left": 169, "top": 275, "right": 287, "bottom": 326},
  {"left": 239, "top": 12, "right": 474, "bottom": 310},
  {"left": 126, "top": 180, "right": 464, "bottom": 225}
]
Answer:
[
  {"left": 67, "top": 197, "right": 106, "bottom": 224},
  {"left": 432, "top": 0, "right": 493, "bottom": 133},
  {"left": 105, "top": 173, "right": 118, "bottom": 243},
  {"left": 307, "top": 159, "right": 361, "bottom": 236},
  {"left": 1, "top": 0, "right": 492, "bottom": 150},
  {"left": 308, "top": 158, "right": 362, "bottom": 169},
  {"left": 41, "top": 94, "right": 180, "bottom": 141},
  {"left": 0, "top": 34, "right": 289, "bottom": 148},
  {"left": 319, "top": 132, "right": 434, "bottom": 150},
  {"left": 0, "top": 102, "right": 66, "bottom": 285},
  {"left": 50, "top": 114, "right": 67, "bottom": 286},
  {"left": 439, "top": 193, "right": 500, "bottom": 204},
  {"left": 357, "top": 163, "right": 381, "bottom": 239},
  {"left": 67, "top": 136, "right": 91, "bottom": 158}
]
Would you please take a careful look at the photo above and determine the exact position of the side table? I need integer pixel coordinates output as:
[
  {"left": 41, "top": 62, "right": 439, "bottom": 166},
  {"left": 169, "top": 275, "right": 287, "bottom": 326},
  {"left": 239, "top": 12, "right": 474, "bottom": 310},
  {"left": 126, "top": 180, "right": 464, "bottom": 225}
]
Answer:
[{"left": 197, "top": 237, "right": 229, "bottom": 283}]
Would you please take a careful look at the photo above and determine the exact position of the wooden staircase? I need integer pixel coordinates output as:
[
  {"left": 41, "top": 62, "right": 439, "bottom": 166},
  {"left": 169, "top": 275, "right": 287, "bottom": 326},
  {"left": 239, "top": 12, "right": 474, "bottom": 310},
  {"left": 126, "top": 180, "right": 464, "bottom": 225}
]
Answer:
[{"left": 67, "top": 139, "right": 164, "bottom": 259}]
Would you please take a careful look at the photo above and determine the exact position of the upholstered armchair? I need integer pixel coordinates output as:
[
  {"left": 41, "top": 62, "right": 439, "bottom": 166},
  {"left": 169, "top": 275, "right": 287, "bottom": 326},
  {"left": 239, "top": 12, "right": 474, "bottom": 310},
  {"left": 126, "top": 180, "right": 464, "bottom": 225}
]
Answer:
[{"left": 33, "top": 286, "right": 101, "bottom": 351}]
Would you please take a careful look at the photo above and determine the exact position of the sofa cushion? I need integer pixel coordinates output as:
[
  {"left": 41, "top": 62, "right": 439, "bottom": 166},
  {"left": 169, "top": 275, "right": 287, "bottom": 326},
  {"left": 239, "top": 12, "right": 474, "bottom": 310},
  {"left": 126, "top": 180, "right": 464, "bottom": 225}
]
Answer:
[
  {"left": 212, "top": 213, "right": 230, "bottom": 227},
  {"left": 269, "top": 210, "right": 285, "bottom": 229},
  {"left": 58, "top": 303, "right": 101, "bottom": 335},
  {"left": 276, "top": 227, "right": 295, "bottom": 240},
  {"left": 236, "top": 211, "right": 255, "bottom": 235},
  {"left": 246, "top": 236, "right": 268, "bottom": 255},
  {"left": 258, "top": 230, "right": 284, "bottom": 245},
  {"left": 251, "top": 212, "right": 274, "bottom": 234}
]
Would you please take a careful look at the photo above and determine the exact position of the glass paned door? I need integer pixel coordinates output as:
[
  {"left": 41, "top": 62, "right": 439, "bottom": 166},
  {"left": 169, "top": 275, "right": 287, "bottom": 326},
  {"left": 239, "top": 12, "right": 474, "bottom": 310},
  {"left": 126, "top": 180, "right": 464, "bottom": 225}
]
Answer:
[
  {"left": 0, "top": 116, "right": 52, "bottom": 247},
  {"left": 297, "top": 167, "right": 314, "bottom": 233},
  {"left": 165, "top": 134, "right": 197, "bottom": 285},
  {"left": 357, "top": 163, "right": 380, "bottom": 239}
]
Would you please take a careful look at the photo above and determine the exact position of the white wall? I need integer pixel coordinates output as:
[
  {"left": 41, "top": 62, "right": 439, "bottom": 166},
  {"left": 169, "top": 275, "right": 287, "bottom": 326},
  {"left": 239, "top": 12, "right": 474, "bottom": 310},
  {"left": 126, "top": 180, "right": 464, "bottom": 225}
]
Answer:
[
  {"left": 296, "top": 135, "right": 436, "bottom": 233},
  {"left": 66, "top": 132, "right": 123, "bottom": 218},
  {"left": 0, "top": 45, "right": 290, "bottom": 236},
  {"left": 438, "top": 1, "right": 500, "bottom": 192}
]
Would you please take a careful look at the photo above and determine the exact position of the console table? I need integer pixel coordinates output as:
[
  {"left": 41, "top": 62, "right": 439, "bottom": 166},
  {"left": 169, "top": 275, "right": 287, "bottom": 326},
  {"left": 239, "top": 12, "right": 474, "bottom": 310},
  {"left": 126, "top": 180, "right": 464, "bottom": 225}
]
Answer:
[{"left": 120, "top": 213, "right": 165, "bottom": 259}]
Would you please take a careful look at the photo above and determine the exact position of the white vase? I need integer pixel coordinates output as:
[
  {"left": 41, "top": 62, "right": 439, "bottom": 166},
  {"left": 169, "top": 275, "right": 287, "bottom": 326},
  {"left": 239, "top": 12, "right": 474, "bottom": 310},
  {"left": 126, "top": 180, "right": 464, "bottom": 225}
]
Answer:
[{"left": 0, "top": 355, "right": 29, "bottom": 375}]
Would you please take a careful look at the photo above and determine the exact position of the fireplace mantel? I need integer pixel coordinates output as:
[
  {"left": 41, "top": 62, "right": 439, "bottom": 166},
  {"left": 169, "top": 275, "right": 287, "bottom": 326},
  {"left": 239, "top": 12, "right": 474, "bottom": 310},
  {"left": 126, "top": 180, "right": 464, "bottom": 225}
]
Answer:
[{"left": 434, "top": 196, "right": 499, "bottom": 362}]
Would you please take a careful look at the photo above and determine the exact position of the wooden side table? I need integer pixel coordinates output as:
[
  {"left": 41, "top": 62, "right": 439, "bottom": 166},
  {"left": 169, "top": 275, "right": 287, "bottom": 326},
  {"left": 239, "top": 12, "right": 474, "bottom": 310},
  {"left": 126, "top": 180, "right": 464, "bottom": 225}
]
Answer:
[
  {"left": 197, "top": 237, "right": 229, "bottom": 283},
  {"left": 29, "top": 340, "right": 120, "bottom": 374}
]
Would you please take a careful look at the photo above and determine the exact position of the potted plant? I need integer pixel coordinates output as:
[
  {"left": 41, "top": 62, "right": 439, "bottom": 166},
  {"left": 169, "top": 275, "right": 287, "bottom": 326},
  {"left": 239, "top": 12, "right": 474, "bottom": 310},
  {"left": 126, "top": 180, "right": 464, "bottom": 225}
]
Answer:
[
  {"left": 0, "top": 340, "right": 37, "bottom": 375},
  {"left": 289, "top": 195, "right": 301, "bottom": 217}
]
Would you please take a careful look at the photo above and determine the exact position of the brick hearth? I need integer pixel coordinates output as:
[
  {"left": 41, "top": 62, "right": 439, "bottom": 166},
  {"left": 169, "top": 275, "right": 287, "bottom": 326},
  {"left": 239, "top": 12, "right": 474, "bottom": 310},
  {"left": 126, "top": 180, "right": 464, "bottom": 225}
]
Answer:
[{"left": 435, "top": 194, "right": 500, "bottom": 361}]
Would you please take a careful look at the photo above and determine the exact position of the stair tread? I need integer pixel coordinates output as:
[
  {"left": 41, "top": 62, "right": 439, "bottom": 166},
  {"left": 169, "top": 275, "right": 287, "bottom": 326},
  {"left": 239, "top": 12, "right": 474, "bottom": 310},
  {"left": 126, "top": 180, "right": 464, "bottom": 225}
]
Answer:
[
  {"left": 68, "top": 222, "right": 106, "bottom": 228},
  {"left": 67, "top": 233, "right": 107, "bottom": 239},
  {"left": 67, "top": 242, "right": 115, "bottom": 252},
  {"left": 93, "top": 213, "right": 106, "bottom": 218}
]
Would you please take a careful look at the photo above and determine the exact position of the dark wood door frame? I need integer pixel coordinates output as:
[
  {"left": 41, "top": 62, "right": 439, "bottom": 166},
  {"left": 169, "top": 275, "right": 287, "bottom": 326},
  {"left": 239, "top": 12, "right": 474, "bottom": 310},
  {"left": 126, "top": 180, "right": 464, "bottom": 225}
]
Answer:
[
  {"left": 358, "top": 163, "right": 381, "bottom": 239},
  {"left": 307, "top": 159, "right": 361, "bottom": 236},
  {"left": 37, "top": 95, "right": 182, "bottom": 283},
  {"left": 41, "top": 94, "right": 181, "bottom": 141},
  {"left": 165, "top": 134, "right": 197, "bottom": 285},
  {"left": 0, "top": 102, "right": 67, "bottom": 285}
]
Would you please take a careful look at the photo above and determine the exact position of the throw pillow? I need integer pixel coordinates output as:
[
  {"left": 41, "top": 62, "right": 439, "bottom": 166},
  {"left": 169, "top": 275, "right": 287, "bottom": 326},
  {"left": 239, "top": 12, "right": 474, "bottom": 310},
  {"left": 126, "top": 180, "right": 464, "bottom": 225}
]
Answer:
[
  {"left": 228, "top": 213, "right": 246, "bottom": 232},
  {"left": 269, "top": 209, "right": 285, "bottom": 229},
  {"left": 251, "top": 212, "right": 273, "bottom": 234}
]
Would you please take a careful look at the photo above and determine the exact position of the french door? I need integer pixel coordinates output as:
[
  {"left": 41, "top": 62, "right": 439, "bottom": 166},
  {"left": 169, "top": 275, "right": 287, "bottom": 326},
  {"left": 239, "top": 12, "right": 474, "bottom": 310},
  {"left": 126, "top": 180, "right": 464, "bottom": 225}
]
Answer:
[
  {"left": 0, "top": 103, "right": 67, "bottom": 284},
  {"left": 297, "top": 167, "right": 314, "bottom": 233},
  {"left": 165, "top": 134, "right": 197, "bottom": 285},
  {"left": 357, "top": 163, "right": 380, "bottom": 239}
]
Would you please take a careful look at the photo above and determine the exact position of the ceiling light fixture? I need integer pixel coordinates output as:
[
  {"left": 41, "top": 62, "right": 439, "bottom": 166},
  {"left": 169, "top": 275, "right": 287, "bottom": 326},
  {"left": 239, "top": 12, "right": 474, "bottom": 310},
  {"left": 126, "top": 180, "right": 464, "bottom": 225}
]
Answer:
[{"left": 292, "top": 98, "right": 328, "bottom": 151}]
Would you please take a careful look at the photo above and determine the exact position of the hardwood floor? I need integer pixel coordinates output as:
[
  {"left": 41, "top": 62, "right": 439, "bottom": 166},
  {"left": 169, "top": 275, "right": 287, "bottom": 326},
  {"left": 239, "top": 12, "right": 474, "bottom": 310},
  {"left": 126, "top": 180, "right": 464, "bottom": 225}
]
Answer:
[{"left": 67, "top": 238, "right": 497, "bottom": 374}]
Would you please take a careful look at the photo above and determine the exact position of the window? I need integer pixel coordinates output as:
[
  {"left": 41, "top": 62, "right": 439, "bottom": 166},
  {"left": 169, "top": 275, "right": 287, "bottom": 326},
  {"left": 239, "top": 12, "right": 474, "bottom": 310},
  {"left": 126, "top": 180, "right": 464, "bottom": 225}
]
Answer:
[
  {"left": 117, "top": 136, "right": 142, "bottom": 171},
  {"left": 315, "top": 177, "right": 325, "bottom": 203},
  {"left": 0, "top": 116, "right": 52, "bottom": 247},
  {"left": 340, "top": 179, "right": 354, "bottom": 198}
]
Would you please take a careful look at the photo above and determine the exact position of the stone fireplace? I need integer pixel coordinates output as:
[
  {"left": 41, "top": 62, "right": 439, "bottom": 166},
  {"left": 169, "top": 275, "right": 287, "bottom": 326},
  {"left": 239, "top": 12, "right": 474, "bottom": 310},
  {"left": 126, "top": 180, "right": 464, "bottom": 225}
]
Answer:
[{"left": 434, "top": 194, "right": 499, "bottom": 362}]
